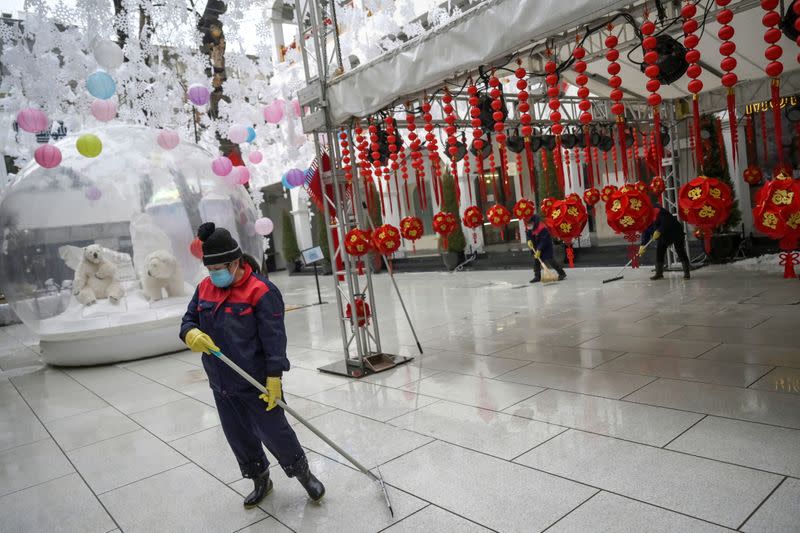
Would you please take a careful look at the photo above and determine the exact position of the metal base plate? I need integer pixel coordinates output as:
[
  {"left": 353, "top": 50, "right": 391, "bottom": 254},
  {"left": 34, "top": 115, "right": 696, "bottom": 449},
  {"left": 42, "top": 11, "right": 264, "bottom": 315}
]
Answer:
[{"left": 317, "top": 354, "right": 414, "bottom": 378}]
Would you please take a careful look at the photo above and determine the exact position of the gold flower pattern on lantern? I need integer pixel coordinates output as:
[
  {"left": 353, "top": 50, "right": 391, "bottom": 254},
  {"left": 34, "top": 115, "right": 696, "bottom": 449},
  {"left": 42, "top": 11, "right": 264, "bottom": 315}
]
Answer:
[
  {"left": 611, "top": 200, "right": 621, "bottom": 212},
  {"left": 772, "top": 190, "right": 795, "bottom": 206},
  {"left": 688, "top": 187, "right": 703, "bottom": 200},
  {"left": 762, "top": 212, "right": 778, "bottom": 230},
  {"left": 699, "top": 205, "right": 716, "bottom": 218},
  {"left": 709, "top": 187, "right": 721, "bottom": 199},
  {"left": 630, "top": 198, "right": 642, "bottom": 211},
  {"left": 620, "top": 215, "right": 635, "bottom": 227},
  {"left": 787, "top": 212, "right": 800, "bottom": 229}
]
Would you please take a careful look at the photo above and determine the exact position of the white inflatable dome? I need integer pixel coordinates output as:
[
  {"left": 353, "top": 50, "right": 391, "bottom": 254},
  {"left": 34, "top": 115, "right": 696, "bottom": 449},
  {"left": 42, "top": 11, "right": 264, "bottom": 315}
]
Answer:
[{"left": 0, "top": 125, "right": 263, "bottom": 365}]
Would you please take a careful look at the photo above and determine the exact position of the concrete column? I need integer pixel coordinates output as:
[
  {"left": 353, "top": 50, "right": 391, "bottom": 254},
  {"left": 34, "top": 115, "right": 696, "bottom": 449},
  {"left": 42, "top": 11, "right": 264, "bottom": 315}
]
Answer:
[{"left": 290, "top": 188, "right": 313, "bottom": 251}]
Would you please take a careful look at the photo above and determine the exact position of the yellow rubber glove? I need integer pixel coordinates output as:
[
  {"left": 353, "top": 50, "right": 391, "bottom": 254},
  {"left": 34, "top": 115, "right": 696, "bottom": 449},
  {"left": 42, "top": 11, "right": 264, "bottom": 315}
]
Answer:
[
  {"left": 184, "top": 328, "right": 219, "bottom": 354},
  {"left": 526, "top": 240, "right": 535, "bottom": 251},
  {"left": 259, "top": 377, "right": 282, "bottom": 411},
  {"left": 638, "top": 245, "right": 647, "bottom": 257},
  {"left": 653, "top": 230, "right": 661, "bottom": 240},
  {"left": 534, "top": 249, "right": 541, "bottom": 259}
]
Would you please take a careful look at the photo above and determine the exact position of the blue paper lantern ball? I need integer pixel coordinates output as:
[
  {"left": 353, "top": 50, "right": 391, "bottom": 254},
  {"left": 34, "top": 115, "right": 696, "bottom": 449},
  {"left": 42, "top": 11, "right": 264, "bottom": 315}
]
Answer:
[
  {"left": 86, "top": 71, "right": 116, "bottom": 100},
  {"left": 281, "top": 174, "right": 293, "bottom": 190},
  {"left": 246, "top": 127, "right": 256, "bottom": 143}
]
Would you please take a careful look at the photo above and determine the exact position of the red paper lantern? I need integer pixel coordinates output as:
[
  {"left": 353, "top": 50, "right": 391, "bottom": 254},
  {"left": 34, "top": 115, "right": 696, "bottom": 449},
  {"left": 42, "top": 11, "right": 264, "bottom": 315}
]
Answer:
[
  {"left": 433, "top": 211, "right": 458, "bottom": 248},
  {"left": 753, "top": 172, "right": 800, "bottom": 251},
  {"left": 345, "top": 297, "right": 371, "bottom": 327},
  {"left": 546, "top": 194, "right": 588, "bottom": 267},
  {"left": 640, "top": 19, "right": 666, "bottom": 179},
  {"left": 743, "top": 165, "right": 764, "bottom": 185},
  {"left": 487, "top": 204, "right": 511, "bottom": 229},
  {"left": 540, "top": 197, "right": 556, "bottom": 218},
  {"left": 773, "top": 166, "right": 793, "bottom": 179},
  {"left": 400, "top": 216, "right": 424, "bottom": 244},
  {"left": 678, "top": 175, "right": 734, "bottom": 252},
  {"left": 371, "top": 224, "right": 401, "bottom": 256},
  {"left": 462, "top": 205, "right": 484, "bottom": 229},
  {"left": 600, "top": 185, "right": 617, "bottom": 203},
  {"left": 605, "top": 182, "right": 655, "bottom": 235},
  {"left": 583, "top": 187, "right": 601, "bottom": 207},
  {"left": 716, "top": 0, "right": 740, "bottom": 164},
  {"left": 650, "top": 176, "right": 666, "bottom": 195},
  {"left": 345, "top": 228, "right": 372, "bottom": 257},
  {"left": 513, "top": 198, "right": 536, "bottom": 222}
]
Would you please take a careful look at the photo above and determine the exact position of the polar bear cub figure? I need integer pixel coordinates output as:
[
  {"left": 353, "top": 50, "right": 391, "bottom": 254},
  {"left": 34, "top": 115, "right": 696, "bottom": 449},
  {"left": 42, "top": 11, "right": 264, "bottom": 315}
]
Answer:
[
  {"left": 141, "top": 250, "right": 185, "bottom": 301},
  {"left": 73, "top": 244, "right": 125, "bottom": 305}
]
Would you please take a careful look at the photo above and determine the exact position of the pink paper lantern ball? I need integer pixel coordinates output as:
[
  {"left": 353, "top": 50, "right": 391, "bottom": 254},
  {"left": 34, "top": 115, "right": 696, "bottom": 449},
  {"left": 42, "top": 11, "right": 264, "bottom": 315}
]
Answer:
[
  {"left": 85, "top": 186, "right": 102, "bottom": 201},
  {"left": 221, "top": 171, "right": 240, "bottom": 186},
  {"left": 235, "top": 166, "right": 251, "bottom": 184},
  {"left": 228, "top": 124, "right": 249, "bottom": 144},
  {"left": 34, "top": 144, "right": 62, "bottom": 169},
  {"left": 187, "top": 84, "right": 210, "bottom": 106},
  {"left": 16, "top": 108, "right": 48, "bottom": 133},
  {"left": 263, "top": 100, "right": 285, "bottom": 124},
  {"left": 211, "top": 156, "right": 233, "bottom": 177},
  {"left": 248, "top": 151, "right": 263, "bottom": 164},
  {"left": 254, "top": 217, "right": 274, "bottom": 236},
  {"left": 291, "top": 99, "right": 302, "bottom": 117},
  {"left": 90, "top": 99, "right": 117, "bottom": 122},
  {"left": 157, "top": 129, "right": 180, "bottom": 150}
]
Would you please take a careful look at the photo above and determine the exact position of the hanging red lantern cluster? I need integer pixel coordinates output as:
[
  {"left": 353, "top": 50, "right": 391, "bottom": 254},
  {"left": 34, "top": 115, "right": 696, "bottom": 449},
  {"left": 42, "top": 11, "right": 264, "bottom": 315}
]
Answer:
[
  {"left": 605, "top": 27, "right": 629, "bottom": 183},
  {"left": 753, "top": 172, "right": 800, "bottom": 277},
  {"left": 487, "top": 204, "right": 511, "bottom": 237},
  {"left": 468, "top": 83, "right": 488, "bottom": 204},
  {"left": 339, "top": 129, "right": 353, "bottom": 184},
  {"left": 433, "top": 211, "right": 458, "bottom": 248},
  {"left": 641, "top": 18, "right": 666, "bottom": 181},
  {"left": 422, "top": 99, "right": 442, "bottom": 206},
  {"left": 540, "top": 197, "right": 557, "bottom": 218},
  {"left": 716, "top": 0, "right": 739, "bottom": 165},
  {"left": 399, "top": 144, "right": 411, "bottom": 210},
  {"left": 489, "top": 74, "right": 509, "bottom": 191},
  {"left": 546, "top": 193, "right": 588, "bottom": 267},
  {"left": 545, "top": 59, "right": 566, "bottom": 191},
  {"left": 371, "top": 223, "right": 401, "bottom": 256},
  {"left": 761, "top": 0, "right": 787, "bottom": 169},
  {"left": 443, "top": 89, "right": 461, "bottom": 204},
  {"left": 400, "top": 216, "right": 424, "bottom": 251},
  {"left": 513, "top": 198, "right": 536, "bottom": 223},
  {"left": 678, "top": 176, "right": 734, "bottom": 253},
  {"left": 344, "top": 227, "right": 372, "bottom": 274},
  {"left": 605, "top": 183, "right": 655, "bottom": 235},
  {"left": 600, "top": 184, "right": 617, "bottom": 202},
  {"left": 407, "top": 108, "right": 428, "bottom": 210},
  {"left": 650, "top": 176, "right": 666, "bottom": 196},
  {"left": 345, "top": 296, "right": 371, "bottom": 327},
  {"left": 573, "top": 42, "right": 595, "bottom": 189},
  {"left": 385, "top": 116, "right": 400, "bottom": 213},
  {"left": 355, "top": 122, "right": 373, "bottom": 212},
  {"left": 743, "top": 165, "right": 764, "bottom": 185},
  {"left": 462, "top": 205, "right": 483, "bottom": 243},
  {"left": 680, "top": 2, "right": 705, "bottom": 171},
  {"left": 515, "top": 61, "right": 536, "bottom": 197},
  {"left": 583, "top": 187, "right": 601, "bottom": 207},
  {"left": 368, "top": 120, "right": 387, "bottom": 215}
]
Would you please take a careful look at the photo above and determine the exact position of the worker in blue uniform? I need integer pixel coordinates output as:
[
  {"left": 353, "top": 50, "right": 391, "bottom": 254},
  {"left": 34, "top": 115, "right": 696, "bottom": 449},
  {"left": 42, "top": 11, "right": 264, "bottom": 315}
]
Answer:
[
  {"left": 180, "top": 222, "right": 324, "bottom": 508},
  {"left": 526, "top": 214, "right": 567, "bottom": 283},
  {"left": 639, "top": 205, "right": 691, "bottom": 280}
]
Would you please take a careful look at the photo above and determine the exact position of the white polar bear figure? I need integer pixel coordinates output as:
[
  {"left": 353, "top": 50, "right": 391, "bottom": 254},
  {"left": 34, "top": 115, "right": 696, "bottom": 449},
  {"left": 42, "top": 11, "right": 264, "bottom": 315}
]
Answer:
[
  {"left": 141, "top": 250, "right": 185, "bottom": 301},
  {"left": 73, "top": 244, "right": 125, "bottom": 305}
]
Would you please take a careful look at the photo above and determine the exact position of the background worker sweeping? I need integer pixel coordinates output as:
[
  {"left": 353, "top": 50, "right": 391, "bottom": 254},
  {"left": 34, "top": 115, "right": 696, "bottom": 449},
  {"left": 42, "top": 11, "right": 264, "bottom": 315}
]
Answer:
[
  {"left": 526, "top": 214, "right": 567, "bottom": 283},
  {"left": 180, "top": 222, "right": 324, "bottom": 508},
  {"left": 640, "top": 204, "right": 692, "bottom": 280}
]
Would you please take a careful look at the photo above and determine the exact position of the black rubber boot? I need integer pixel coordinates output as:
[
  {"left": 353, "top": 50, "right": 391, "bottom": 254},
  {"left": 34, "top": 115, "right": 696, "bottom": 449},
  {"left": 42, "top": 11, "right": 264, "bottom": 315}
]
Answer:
[
  {"left": 682, "top": 261, "right": 691, "bottom": 280},
  {"left": 295, "top": 459, "right": 325, "bottom": 502},
  {"left": 530, "top": 277, "right": 541, "bottom": 284},
  {"left": 650, "top": 262, "right": 664, "bottom": 280},
  {"left": 558, "top": 272, "right": 567, "bottom": 281},
  {"left": 243, "top": 470, "right": 273, "bottom": 508}
]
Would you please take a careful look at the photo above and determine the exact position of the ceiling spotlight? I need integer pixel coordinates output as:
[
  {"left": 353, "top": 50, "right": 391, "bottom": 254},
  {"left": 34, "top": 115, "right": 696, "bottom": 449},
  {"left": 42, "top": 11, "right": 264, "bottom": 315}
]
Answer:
[
  {"left": 561, "top": 132, "right": 578, "bottom": 149},
  {"left": 781, "top": 0, "right": 800, "bottom": 41},
  {"left": 529, "top": 135, "right": 543, "bottom": 152},
  {"left": 639, "top": 35, "right": 689, "bottom": 85},
  {"left": 478, "top": 93, "right": 508, "bottom": 131},
  {"left": 469, "top": 138, "right": 492, "bottom": 158},
  {"left": 446, "top": 140, "right": 468, "bottom": 161},
  {"left": 598, "top": 135, "right": 614, "bottom": 152}
]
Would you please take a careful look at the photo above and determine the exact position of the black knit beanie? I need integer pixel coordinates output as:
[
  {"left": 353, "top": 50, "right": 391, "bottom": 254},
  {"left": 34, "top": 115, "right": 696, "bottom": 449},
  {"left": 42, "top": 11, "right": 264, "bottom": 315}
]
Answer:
[{"left": 197, "top": 222, "right": 242, "bottom": 266}]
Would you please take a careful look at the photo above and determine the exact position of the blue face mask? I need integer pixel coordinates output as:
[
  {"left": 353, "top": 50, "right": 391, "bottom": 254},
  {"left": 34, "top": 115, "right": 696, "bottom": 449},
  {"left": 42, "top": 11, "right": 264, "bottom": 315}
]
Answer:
[{"left": 209, "top": 266, "right": 234, "bottom": 288}]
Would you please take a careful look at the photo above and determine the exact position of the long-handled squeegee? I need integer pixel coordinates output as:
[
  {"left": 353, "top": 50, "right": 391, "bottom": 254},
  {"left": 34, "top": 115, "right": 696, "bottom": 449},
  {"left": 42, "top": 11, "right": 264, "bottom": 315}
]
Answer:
[
  {"left": 209, "top": 350, "right": 394, "bottom": 516},
  {"left": 602, "top": 238, "right": 654, "bottom": 284}
]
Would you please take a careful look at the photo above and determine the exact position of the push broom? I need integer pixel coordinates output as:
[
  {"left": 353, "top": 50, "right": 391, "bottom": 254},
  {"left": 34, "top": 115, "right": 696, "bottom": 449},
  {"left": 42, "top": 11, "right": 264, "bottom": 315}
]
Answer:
[
  {"left": 527, "top": 241, "right": 559, "bottom": 284},
  {"left": 209, "top": 349, "right": 395, "bottom": 516},
  {"left": 602, "top": 238, "right": 654, "bottom": 284}
]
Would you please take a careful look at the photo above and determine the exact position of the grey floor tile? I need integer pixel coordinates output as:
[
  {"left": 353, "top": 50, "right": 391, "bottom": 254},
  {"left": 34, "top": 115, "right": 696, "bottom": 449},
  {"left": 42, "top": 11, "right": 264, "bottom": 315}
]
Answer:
[
  {"left": 64, "top": 366, "right": 184, "bottom": 415},
  {"left": 390, "top": 400, "right": 564, "bottom": 460},
  {"left": 384, "top": 505, "right": 491, "bottom": 532},
  {"left": 11, "top": 369, "right": 107, "bottom": 422},
  {"left": 170, "top": 425, "right": 247, "bottom": 484},
  {"left": 230, "top": 452, "right": 426, "bottom": 533},
  {"left": 491, "top": 343, "right": 624, "bottom": 368},
  {"left": 0, "top": 473, "right": 114, "bottom": 533},
  {"left": 408, "top": 349, "right": 530, "bottom": 378},
  {"left": 129, "top": 398, "right": 220, "bottom": 442},
  {"left": 626, "top": 378, "right": 800, "bottom": 429},
  {"left": 547, "top": 491, "right": 730, "bottom": 533},
  {"left": 289, "top": 348, "right": 343, "bottom": 370},
  {"left": 281, "top": 367, "right": 350, "bottom": 397},
  {"left": 516, "top": 430, "right": 781, "bottom": 528},
  {"left": 596, "top": 353, "right": 772, "bottom": 387},
  {"left": 381, "top": 440, "right": 595, "bottom": 533},
  {"left": 360, "top": 365, "right": 439, "bottom": 388},
  {"left": 0, "top": 439, "right": 74, "bottom": 497},
  {"left": 283, "top": 393, "right": 335, "bottom": 426},
  {"left": 523, "top": 328, "right": 603, "bottom": 348},
  {"left": 668, "top": 416, "right": 800, "bottom": 477},
  {"left": 402, "top": 372, "right": 542, "bottom": 411},
  {"left": 100, "top": 463, "right": 265, "bottom": 533},
  {"left": 666, "top": 325, "right": 800, "bottom": 348},
  {"left": 68, "top": 429, "right": 188, "bottom": 493},
  {"left": 572, "top": 320, "right": 685, "bottom": 338},
  {"left": 496, "top": 362, "right": 656, "bottom": 399},
  {"left": 45, "top": 406, "right": 140, "bottom": 451},
  {"left": 579, "top": 335, "right": 719, "bottom": 358},
  {"left": 419, "top": 335, "right": 521, "bottom": 355},
  {"left": 505, "top": 389, "right": 703, "bottom": 447},
  {"left": 291, "top": 409, "right": 432, "bottom": 468},
  {"left": 123, "top": 356, "right": 210, "bottom": 393},
  {"left": 749, "top": 366, "right": 800, "bottom": 395},
  {"left": 237, "top": 517, "right": 294, "bottom": 533},
  {"left": 742, "top": 478, "right": 800, "bottom": 532},
  {"left": 309, "top": 381, "right": 438, "bottom": 422},
  {"left": 700, "top": 343, "right": 800, "bottom": 368},
  {"left": 0, "top": 382, "right": 48, "bottom": 452}
]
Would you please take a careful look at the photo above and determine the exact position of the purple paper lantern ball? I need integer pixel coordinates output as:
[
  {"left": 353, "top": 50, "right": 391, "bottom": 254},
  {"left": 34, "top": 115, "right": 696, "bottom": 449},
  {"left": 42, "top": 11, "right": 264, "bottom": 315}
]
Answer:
[
  {"left": 85, "top": 186, "right": 102, "bottom": 201},
  {"left": 187, "top": 84, "right": 210, "bottom": 106},
  {"left": 285, "top": 168, "right": 306, "bottom": 187}
]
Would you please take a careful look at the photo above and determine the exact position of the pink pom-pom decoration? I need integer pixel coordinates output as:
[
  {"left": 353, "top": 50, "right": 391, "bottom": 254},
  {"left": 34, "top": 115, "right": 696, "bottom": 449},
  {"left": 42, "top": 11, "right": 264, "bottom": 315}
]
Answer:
[
  {"left": 263, "top": 100, "right": 285, "bottom": 124},
  {"left": 187, "top": 84, "right": 210, "bottom": 106},
  {"left": 228, "top": 124, "right": 249, "bottom": 144},
  {"left": 16, "top": 108, "right": 48, "bottom": 133},
  {"left": 235, "top": 166, "right": 251, "bottom": 184},
  {"left": 248, "top": 151, "right": 263, "bottom": 164},
  {"left": 34, "top": 144, "right": 62, "bottom": 169},
  {"left": 85, "top": 186, "right": 102, "bottom": 201},
  {"left": 254, "top": 217, "right": 274, "bottom": 236},
  {"left": 90, "top": 99, "right": 117, "bottom": 122},
  {"left": 156, "top": 129, "right": 180, "bottom": 150},
  {"left": 211, "top": 156, "right": 233, "bottom": 177}
]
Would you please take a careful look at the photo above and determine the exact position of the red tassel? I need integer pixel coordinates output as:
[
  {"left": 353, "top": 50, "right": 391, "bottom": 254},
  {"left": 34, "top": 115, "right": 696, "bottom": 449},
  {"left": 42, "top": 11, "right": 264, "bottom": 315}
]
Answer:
[
  {"left": 377, "top": 179, "right": 386, "bottom": 217},
  {"left": 692, "top": 95, "right": 703, "bottom": 171},
  {"left": 404, "top": 180, "right": 410, "bottom": 212},
  {"left": 516, "top": 152, "right": 524, "bottom": 200},
  {"left": 564, "top": 149, "right": 573, "bottom": 189},
  {"left": 771, "top": 78, "right": 785, "bottom": 167},
  {"left": 780, "top": 251, "right": 799, "bottom": 279},
  {"left": 386, "top": 179, "right": 393, "bottom": 215},
  {"left": 760, "top": 111, "right": 769, "bottom": 166},
  {"left": 477, "top": 154, "right": 487, "bottom": 206},
  {"left": 653, "top": 108, "right": 664, "bottom": 177},
  {"left": 357, "top": 260, "right": 364, "bottom": 275},
  {"left": 616, "top": 121, "right": 629, "bottom": 183},
  {"left": 583, "top": 130, "right": 593, "bottom": 188},
  {"left": 703, "top": 230, "right": 712, "bottom": 255},
  {"left": 554, "top": 138, "right": 566, "bottom": 193},
  {"left": 727, "top": 89, "right": 739, "bottom": 169},
  {"left": 566, "top": 245, "right": 575, "bottom": 268},
  {"left": 525, "top": 139, "right": 537, "bottom": 196},
  {"left": 715, "top": 118, "right": 727, "bottom": 170},
  {"left": 573, "top": 147, "right": 581, "bottom": 189}
]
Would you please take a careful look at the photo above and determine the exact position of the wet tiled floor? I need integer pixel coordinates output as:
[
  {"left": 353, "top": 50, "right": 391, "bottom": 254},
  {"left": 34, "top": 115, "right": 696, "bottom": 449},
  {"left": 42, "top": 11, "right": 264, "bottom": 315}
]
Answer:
[{"left": 1, "top": 265, "right": 799, "bottom": 532}]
